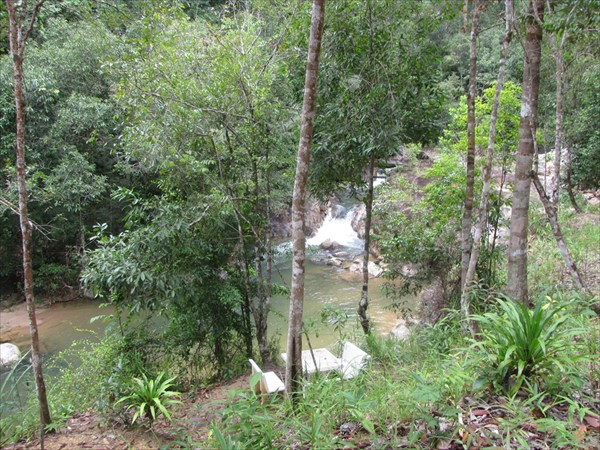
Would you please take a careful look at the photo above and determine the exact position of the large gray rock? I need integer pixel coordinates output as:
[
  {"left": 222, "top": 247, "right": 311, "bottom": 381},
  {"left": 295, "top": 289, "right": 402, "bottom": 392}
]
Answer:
[
  {"left": 0, "top": 343, "right": 21, "bottom": 368},
  {"left": 367, "top": 261, "right": 384, "bottom": 277},
  {"left": 419, "top": 277, "right": 446, "bottom": 324},
  {"left": 350, "top": 203, "right": 366, "bottom": 239},
  {"left": 390, "top": 320, "right": 411, "bottom": 341},
  {"left": 321, "top": 239, "right": 340, "bottom": 251}
]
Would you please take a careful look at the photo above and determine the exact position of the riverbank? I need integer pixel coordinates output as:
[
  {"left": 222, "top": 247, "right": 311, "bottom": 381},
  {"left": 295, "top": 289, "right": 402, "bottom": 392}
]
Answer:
[
  {"left": 3, "top": 375, "right": 250, "bottom": 449},
  {"left": 0, "top": 296, "right": 108, "bottom": 354}
]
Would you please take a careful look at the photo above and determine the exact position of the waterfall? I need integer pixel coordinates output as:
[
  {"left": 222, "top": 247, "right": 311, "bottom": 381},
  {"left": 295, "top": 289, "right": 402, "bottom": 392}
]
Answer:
[{"left": 307, "top": 205, "right": 363, "bottom": 250}]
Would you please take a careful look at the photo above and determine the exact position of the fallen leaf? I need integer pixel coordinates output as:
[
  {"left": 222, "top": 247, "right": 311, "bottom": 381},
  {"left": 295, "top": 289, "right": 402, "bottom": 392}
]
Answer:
[
  {"left": 575, "top": 424, "right": 587, "bottom": 442},
  {"left": 437, "top": 439, "right": 452, "bottom": 449},
  {"left": 471, "top": 409, "right": 489, "bottom": 416},
  {"left": 584, "top": 415, "right": 600, "bottom": 431}
]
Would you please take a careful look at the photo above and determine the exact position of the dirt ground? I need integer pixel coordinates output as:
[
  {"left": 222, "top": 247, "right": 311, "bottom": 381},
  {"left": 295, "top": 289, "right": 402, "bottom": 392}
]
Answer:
[{"left": 3, "top": 376, "right": 250, "bottom": 449}]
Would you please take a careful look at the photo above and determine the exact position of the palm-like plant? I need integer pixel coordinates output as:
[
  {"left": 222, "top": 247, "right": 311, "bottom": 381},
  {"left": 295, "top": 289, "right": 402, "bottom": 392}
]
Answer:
[
  {"left": 116, "top": 372, "right": 182, "bottom": 426},
  {"left": 472, "top": 298, "right": 571, "bottom": 394}
]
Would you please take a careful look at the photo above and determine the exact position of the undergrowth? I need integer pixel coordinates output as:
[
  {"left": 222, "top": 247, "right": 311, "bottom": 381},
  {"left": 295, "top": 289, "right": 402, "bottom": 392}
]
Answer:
[{"left": 206, "top": 296, "right": 598, "bottom": 449}]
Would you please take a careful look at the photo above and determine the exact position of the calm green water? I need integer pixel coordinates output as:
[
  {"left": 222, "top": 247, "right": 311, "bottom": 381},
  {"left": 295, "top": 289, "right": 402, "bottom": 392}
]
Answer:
[
  {"left": 2, "top": 207, "right": 412, "bottom": 359},
  {"left": 1, "top": 259, "right": 405, "bottom": 358}
]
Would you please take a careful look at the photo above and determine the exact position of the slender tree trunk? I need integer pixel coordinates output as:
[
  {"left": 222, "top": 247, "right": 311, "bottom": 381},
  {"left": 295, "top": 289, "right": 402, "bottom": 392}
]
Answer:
[
  {"left": 565, "top": 146, "right": 582, "bottom": 213},
  {"left": 461, "top": 0, "right": 481, "bottom": 289},
  {"left": 212, "top": 137, "right": 254, "bottom": 357},
  {"left": 488, "top": 167, "right": 506, "bottom": 278},
  {"left": 5, "top": 0, "right": 52, "bottom": 429},
  {"left": 550, "top": 31, "right": 568, "bottom": 206},
  {"left": 531, "top": 172, "right": 587, "bottom": 291},
  {"left": 251, "top": 159, "right": 270, "bottom": 363},
  {"left": 358, "top": 152, "right": 375, "bottom": 335},
  {"left": 286, "top": 0, "right": 325, "bottom": 398},
  {"left": 461, "top": 0, "right": 513, "bottom": 336},
  {"left": 265, "top": 148, "right": 273, "bottom": 360},
  {"left": 506, "top": 0, "right": 544, "bottom": 303}
]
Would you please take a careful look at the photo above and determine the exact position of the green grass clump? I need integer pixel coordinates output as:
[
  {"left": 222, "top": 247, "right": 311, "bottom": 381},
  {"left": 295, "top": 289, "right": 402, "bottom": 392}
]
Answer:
[{"left": 116, "top": 372, "right": 182, "bottom": 426}]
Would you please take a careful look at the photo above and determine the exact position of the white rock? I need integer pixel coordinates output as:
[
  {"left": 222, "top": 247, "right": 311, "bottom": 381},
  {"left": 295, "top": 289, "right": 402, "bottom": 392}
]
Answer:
[
  {"left": 390, "top": 322, "right": 411, "bottom": 341},
  {"left": 0, "top": 343, "right": 21, "bottom": 367},
  {"left": 367, "top": 261, "right": 384, "bottom": 277}
]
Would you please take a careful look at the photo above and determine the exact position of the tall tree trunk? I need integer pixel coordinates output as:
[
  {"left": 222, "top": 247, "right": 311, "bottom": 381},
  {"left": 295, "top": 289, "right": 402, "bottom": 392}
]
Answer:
[
  {"left": 265, "top": 148, "right": 273, "bottom": 360},
  {"left": 565, "top": 146, "right": 582, "bottom": 213},
  {"left": 461, "top": 0, "right": 481, "bottom": 289},
  {"left": 531, "top": 172, "right": 587, "bottom": 291},
  {"left": 547, "top": 0, "right": 575, "bottom": 206},
  {"left": 487, "top": 167, "right": 507, "bottom": 278},
  {"left": 506, "top": 0, "right": 544, "bottom": 303},
  {"left": 461, "top": 0, "right": 513, "bottom": 336},
  {"left": 251, "top": 159, "right": 270, "bottom": 363},
  {"left": 550, "top": 30, "right": 568, "bottom": 206},
  {"left": 212, "top": 136, "right": 254, "bottom": 357},
  {"left": 5, "top": 0, "right": 52, "bottom": 429},
  {"left": 358, "top": 152, "right": 375, "bottom": 335},
  {"left": 286, "top": 0, "right": 325, "bottom": 398}
]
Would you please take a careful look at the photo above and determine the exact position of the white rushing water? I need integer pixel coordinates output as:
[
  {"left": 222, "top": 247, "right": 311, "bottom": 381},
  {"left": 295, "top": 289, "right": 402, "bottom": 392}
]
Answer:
[{"left": 306, "top": 205, "right": 363, "bottom": 250}]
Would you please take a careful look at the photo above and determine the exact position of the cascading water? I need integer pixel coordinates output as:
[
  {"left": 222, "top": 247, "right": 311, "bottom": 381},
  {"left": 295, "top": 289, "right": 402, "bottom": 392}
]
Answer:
[{"left": 306, "top": 204, "right": 363, "bottom": 251}]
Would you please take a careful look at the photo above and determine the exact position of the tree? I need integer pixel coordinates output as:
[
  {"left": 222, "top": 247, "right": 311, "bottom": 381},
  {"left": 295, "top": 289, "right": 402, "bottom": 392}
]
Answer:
[
  {"left": 506, "top": 0, "right": 545, "bottom": 303},
  {"left": 460, "top": 0, "right": 481, "bottom": 291},
  {"left": 0, "top": 17, "right": 125, "bottom": 293},
  {"left": 285, "top": 0, "right": 325, "bottom": 397},
  {"left": 311, "top": 0, "right": 447, "bottom": 333},
  {"left": 4, "top": 0, "right": 51, "bottom": 429},
  {"left": 106, "top": 9, "right": 296, "bottom": 364},
  {"left": 461, "top": 0, "right": 514, "bottom": 336}
]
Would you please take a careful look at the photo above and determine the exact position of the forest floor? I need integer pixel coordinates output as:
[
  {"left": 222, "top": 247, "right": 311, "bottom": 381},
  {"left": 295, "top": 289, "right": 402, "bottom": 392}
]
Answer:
[
  {"left": 3, "top": 375, "right": 250, "bottom": 449},
  {"left": 1, "top": 203, "right": 598, "bottom": 449},
  {"left": 4, "top": 373, "right": 599, "bottom": 449}
]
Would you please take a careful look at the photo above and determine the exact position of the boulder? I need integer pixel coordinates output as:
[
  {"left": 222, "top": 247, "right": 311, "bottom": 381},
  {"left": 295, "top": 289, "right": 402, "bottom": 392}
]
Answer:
[
  {"left": 332, "top": 251, "right": 349, "bottom": 259},
  {"left": 419, "top": 277, "right": 446, "bottom": 324},
  {"left": 329, "top": 203, "right": 346, "bottom": 219},
  {"left": 367, "top": 261, "right": 384, "bottom": 277},
  {"left": 0, "top": 343, "right": 21, "bottom": 368},
  {"left": 349, "top": 259, "right": 362, "bottom": 273},
  {"left": 327, "top": 258, "right": 343, "bottom": 267},
  {"left": 583, "top": 190, "right": 600, "bottom": 206},
  {"left": 321, "top": 239, "right": 340, "bottom": 251},
  {"left": 350, "top": 203, "right": 367, "bottom": 239},
  {"left": 390, "top": 320, "right": 411, "bottom": 341},
  {"left": 400, "top": 263, "right": 419, "bottom": 278}
]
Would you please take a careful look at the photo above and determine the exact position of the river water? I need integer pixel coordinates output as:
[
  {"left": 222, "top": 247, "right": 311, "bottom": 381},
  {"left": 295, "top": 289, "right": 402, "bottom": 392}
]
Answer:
[{"left": 1, "top": 202, "right": 412, "bottom": 360}]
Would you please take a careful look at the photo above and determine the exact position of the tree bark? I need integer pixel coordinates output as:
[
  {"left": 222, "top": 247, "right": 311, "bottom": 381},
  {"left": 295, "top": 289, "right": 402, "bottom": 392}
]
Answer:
[
  {"left": 285, "top": 0, "right": 325, "bottom": 398},
  {"left": 506, "top": 0, "right": 544, "bottom": 303},
  {"left": 550, "top": 35, "right": 566, "bottom": 206},
  {"left": 212, "top": 136, "right": 254, "bottom": 358},
  {"left": 565, "top": 146, "right": 582, "bottom": 213},
  {"left": 531, "top": 172, "right": 587, "bottom": 291},
  {"left": 5, "top": 0, "right": 52, "bottom": 429},
  {"left": 461, "top": 0, "right": 513, "bottom": 336},
  {"left": 251, "top": 159, "right": 270, "bottom": 363},
  {"left": 547, "top": 0, "right": 574, "bottom": 207},
  {"left": 264, "top": 147, "right": 273, "bottom": 362},
  {"left": 460, "top": 0, "right": 481, "bottom": 290},
  {"left": 358, "top": 152, "right": 375, "bottom": 335}
]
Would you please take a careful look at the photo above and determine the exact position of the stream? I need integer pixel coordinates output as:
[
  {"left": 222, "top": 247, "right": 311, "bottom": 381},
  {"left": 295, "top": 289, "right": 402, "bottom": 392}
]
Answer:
[{"left": 1, "top": 199, "right": 414, "bottom": 362}]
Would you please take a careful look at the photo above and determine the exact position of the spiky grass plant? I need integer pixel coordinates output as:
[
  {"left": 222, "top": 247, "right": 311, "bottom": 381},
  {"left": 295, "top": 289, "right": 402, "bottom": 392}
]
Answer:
[
  {"left": 471, "top": 297, "right": 576, "bottom": 395},
  {"left": 116, "top": 372, "right": 181, "bottom": 426}
]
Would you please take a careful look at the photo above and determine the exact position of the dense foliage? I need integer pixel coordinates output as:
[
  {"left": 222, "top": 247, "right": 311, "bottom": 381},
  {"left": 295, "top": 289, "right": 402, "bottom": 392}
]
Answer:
[{"left": 1, "top": 0, "right": 598, "bottom": 446}]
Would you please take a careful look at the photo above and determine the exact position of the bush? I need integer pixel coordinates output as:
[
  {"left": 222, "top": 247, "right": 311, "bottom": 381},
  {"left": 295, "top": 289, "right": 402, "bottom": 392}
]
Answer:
[
  {"left": 471, "top": 297, "right": 580, "bottom": 395},
  {"left": 116, "top": 372, "right": 181, "bottom": 426}
]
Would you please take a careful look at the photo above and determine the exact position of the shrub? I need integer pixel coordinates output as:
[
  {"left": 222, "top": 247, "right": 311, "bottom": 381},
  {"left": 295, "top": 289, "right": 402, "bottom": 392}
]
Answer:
[
  {"left": 116, "top": 372, "right": 181, "bottom": 426},
  {"left": 471, "top": 297, "right": 579, "bottom": 395}
]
